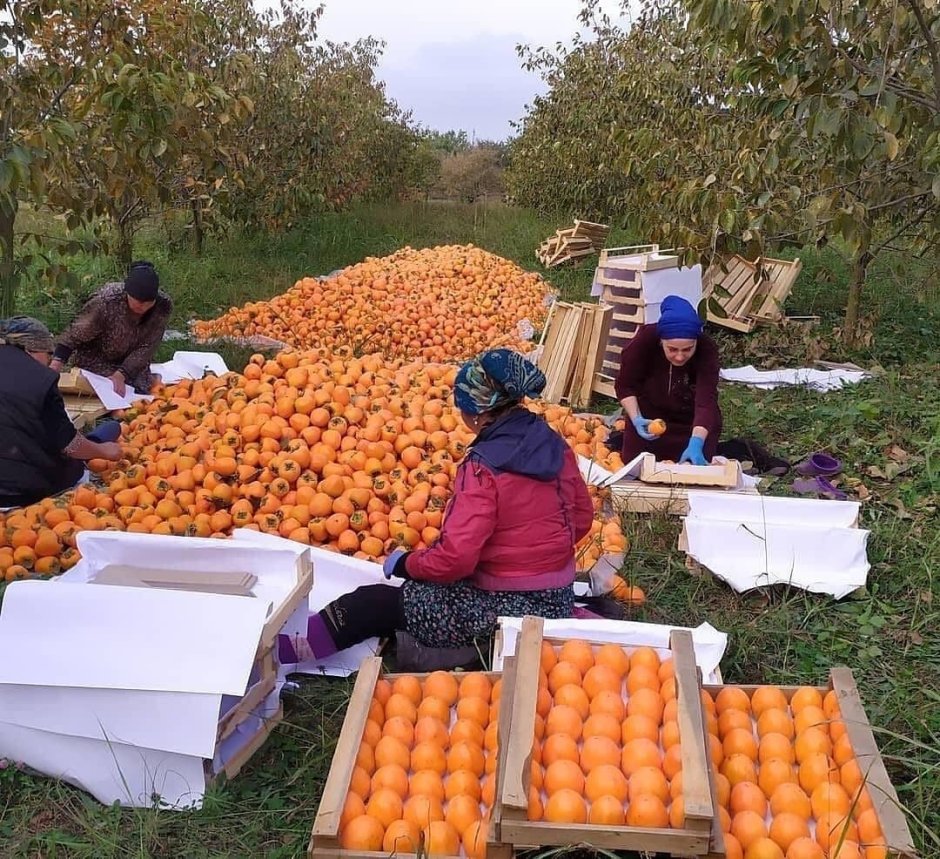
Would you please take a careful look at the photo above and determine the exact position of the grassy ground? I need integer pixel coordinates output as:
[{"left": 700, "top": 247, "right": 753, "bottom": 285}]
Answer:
[{"left": 3, "top": 202, "right": 939, "bottom": 857}]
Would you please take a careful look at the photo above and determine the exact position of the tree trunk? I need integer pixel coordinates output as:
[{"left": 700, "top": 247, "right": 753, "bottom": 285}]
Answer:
[
  {"left": 190, "top": 196, "right": 205, "bottom": 255},
  {"left": 116, "top": 217, "right": 133, "bottom": 270},
  {"left": 843, "top": 250, "right": 871, "bottom": 346},
  {"left": 0, "top": 199, "right": 17, "bottom": 317}
]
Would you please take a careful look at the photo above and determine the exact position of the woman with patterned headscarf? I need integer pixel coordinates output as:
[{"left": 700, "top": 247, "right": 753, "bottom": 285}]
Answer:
[
  {"left": 0, "top": 317, "right": 123, "bottom": 508},
  {"left": 278, "top": 348, "right": 594, "bottom": 671}
]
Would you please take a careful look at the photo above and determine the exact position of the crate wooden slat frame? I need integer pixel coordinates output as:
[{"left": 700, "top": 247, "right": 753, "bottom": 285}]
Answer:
[
  {"left": 539, "top": 302, "right": 614, "bottom": 408},
  {"left": 702, "top": 673, "right": 919, "bottom": 859},
  {"left": 309, "top": 659, "right": 514, "bottom": 859},
  {"left": 702, "top": 254, "right": 803, "bottom": 331},
  {"left": 213, "top": 702, "right": 284, "bottom": 782},
  {"left": 638, "top": 453, "right": 741, "bottom": 488},
  {"left": 498, "top": 617, "right": 717, "bottom": 856}
]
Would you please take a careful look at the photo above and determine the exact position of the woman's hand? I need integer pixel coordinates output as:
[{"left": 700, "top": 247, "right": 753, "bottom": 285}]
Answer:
[
  {"left": 49, "top": 357, "right": 64, "bottom": 373},
  {"left": 679, "top": 436, "right": 708, "bottom": 466},
  {"left": 631, "top": 415, "right": 658, "bottom": 441},
  {"left": 383, "top": 548, "right": 412, "bottom": 580},
  {"left": 110, "top": 371, "right": 127, "bottom": 397}
]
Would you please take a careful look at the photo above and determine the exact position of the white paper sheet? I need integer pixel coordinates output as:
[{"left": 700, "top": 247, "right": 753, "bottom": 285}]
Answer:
[
  {"left": 683, "top": 493, "right": 870, "bottom": 598},
  {"left": 0, "top": 580, "right": 270, "bottom": 694},
  {"left": 720, "top": 365, "right": 870, "bottom": 392},
  {"left": 0, "top": 685, "right": 223, "bottom": 758},
  {"left": 80, "top": 369, "right": 154, "bottom": 410},
  {"left": 638, "top": 265, "right": 703, "bottom": 318},
  {"left": 150, "top": 351, "right": 229, "bottom": 384},
  {"left": 493, "top": 618, "right": 727, "bottom": 683},
  {"left": 686, "top": 492, "right": 860, "bottom": 528},
  {"left": 0, "top": 721, "right": 206, "bottom": 809}
]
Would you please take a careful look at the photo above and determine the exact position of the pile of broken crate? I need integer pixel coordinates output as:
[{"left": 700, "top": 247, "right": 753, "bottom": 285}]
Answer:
[{"left": 536, "top": 220, "right": 610, "bottom": 268}]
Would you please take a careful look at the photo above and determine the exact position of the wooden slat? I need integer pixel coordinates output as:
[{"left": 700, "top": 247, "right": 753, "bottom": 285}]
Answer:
[
  {"left": 577, "top": 304, "right": 613, "bottom": 408},
  {"left": 497, "top": 819, "right": 710, "bottom": 854},
  {"left": 501, "top": 616, "right": 543, "bottom": 813},
  {"left": 830, "top": 667, "right": 919, "bottom": 858},
  {"left": 218, "top": 703, "right": 284, "bottom": 781},
  {"left": 671, "top": 629, "right": 714, "bottom": 827},
  {"left": 309, "top": 657, "right": 383, "bottom": 853},
  {"left": 639, "top": 454, "right": 740, "bottom": 488}
]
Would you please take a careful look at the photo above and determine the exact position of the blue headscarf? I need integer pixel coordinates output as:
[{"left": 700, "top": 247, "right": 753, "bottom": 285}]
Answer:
[
  {"left": 454, "top": 348, "right": 546, "bottom": 415},
  {"left": 657, "top": 295, "right": 703, "bottom": 340}
]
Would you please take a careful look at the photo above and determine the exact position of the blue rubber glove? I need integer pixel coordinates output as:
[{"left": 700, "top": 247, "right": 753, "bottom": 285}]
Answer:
[
  {"left": 679, "top": 436, "right": 708, "bottom": 466},
  {"left": 383, "top": 548, "right": 411, "bottom": 580},
  {"left": 631, "top": 414, "right": 658, "bottom": 442}
]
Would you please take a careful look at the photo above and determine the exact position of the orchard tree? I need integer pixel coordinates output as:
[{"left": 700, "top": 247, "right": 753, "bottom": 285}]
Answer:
[
  {"left": 681, "top": 0, "right": 940, "bottom": 341},
  {"left": 0, "top": 0, "right": 136, "bottom": 315},
  {"left": 65, "top": 0, "right": 250, "bottom": 266}
]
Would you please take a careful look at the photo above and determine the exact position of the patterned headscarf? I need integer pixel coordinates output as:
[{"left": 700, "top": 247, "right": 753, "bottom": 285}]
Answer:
[
  {"left": 454, "top": 348, "right": 546, "bottom": 415},
  {"left": 0, "top": 316, "right": 55, "bottom": 353}
]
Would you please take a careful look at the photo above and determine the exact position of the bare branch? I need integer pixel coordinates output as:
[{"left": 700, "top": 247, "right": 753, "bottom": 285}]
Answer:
[{"left": 902, "top": 0, "right": 940, "bottom": 111}]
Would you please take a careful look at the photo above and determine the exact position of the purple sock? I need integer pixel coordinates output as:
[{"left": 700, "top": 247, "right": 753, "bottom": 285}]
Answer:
[{"left": 277, "top": 612, "right": 340, "bottom": 663}]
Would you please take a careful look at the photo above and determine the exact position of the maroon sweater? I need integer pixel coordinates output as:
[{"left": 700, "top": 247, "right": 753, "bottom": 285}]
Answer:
[{"left": 614, "top": 324, "right": 722, "bottom": 461}]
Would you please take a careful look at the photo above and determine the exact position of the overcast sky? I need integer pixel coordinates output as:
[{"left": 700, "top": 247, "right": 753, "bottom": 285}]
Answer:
[{"left": 258, "top": 0, "right": 630, "bottom": 141}]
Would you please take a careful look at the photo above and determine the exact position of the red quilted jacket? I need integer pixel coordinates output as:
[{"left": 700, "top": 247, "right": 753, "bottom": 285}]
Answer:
[{"left": 404, "top": 410, "right": 594, "bottom": 591}]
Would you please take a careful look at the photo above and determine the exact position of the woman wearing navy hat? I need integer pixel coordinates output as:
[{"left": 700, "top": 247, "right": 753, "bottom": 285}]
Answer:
[
  {"left": 49, "top": 261, "right": 172, "bottom": 396},
  {"left": 615, "top": 295, "right": 722, "bottom": 465}
]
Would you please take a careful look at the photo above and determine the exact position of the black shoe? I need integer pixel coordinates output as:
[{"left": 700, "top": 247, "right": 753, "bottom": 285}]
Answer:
[
  {"left": 393, "top": 631, "right": 482, "bottom": 672},
  {"left": 577, "top": 594, "right": 631, "bottom": 620}
]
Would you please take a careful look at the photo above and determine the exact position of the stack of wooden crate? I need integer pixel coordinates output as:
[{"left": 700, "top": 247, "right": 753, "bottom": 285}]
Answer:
[
  {"left": 537, "top": 302, "right": 613, "bottom": 408},
  {"left": 701, "top": 254, "right": 802, "bottom": 332},
  {"left": 537, "top": 220, "right": 611, "bottom": 268},
  {"left": 58, "top": 369, "right": 109, "bottom": 430},
  {"left": 591, "top": 245, "right": 702, "bottom": 398}
]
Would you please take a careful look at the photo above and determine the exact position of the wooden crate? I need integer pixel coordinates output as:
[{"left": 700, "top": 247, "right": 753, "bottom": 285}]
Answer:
[
  {"left": 309, "top": 658, "right": 514, "bottom": 858},
  {"left": 610, "top": 481, "right": 759, "bottom": 516},
  {"left": 702, "top": 255, "right": 803, "bottom": 332},
  {"left": 211, "top": 550, "right": 311, "bottom": 782},
  {"left": 638, "top": 453, "right": 741, "bottom": 488},
  {"left": 498, "top": 617, "right": 718, "bottom": 856},
  {"left": 538, "top": 302, "right": 613, "bottom": 408},
  {"left": 702, "top": 671, "right": 918, "bottom": 859}
]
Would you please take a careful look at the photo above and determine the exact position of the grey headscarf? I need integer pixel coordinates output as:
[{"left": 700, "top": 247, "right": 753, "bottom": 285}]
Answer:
[{"left": 0, "top": 316, "right": 55, "bottom": 353}]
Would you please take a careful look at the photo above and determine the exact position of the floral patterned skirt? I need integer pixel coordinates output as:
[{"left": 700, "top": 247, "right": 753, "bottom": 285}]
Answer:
[{"left": 401, "top": 579, "right": 575, "bottom": 648}]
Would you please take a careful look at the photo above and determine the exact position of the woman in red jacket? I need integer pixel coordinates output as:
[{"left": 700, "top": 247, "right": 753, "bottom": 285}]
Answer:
[{"left": 278, "top": 348, "right": 594, "bottom": 669}]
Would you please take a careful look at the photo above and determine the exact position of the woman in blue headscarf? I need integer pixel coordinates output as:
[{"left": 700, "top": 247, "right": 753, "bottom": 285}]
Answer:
[
  {"left": 278, "top": 348, "right": 594, "bottom": 671},
  {"left": 614, "top": 295, "right": 722, "bottom": 465}
]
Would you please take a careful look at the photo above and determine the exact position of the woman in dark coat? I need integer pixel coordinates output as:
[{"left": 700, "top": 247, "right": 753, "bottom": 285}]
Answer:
[
  {"left": 615, "top": 295, "right": 722, "bottom": 465},
  {"left": 0, "top": 318, "right": 122, "bottom": 508}
]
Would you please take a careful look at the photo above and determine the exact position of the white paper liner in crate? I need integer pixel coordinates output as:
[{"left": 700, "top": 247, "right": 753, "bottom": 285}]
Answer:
[{"left": 493, "top": 617, "right": 727, "bottom": 684}]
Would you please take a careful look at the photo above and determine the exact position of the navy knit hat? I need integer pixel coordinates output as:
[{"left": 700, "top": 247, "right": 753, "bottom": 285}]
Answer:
[
  {"left": 124, "top": 261, "right": 159, "bottom": 301},
  {"left": 657, "top": 295, "right": 703, "bottom": 340}
]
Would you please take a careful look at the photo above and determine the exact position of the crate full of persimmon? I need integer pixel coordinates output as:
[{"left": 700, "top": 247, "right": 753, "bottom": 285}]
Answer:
[
  {"left": 701, "top": 673, "right": 917, "bottom": 859},
  {"left": 309, "top": 657, "right": 518, "bottom": 858},
  {"left": 496, "top": 616, "right": 723, "bottom": 857}
]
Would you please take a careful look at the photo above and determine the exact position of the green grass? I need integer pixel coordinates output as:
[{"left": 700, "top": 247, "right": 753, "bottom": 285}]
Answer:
[{"left": 3, "top": 202, "right": 940, "bottom": 857}]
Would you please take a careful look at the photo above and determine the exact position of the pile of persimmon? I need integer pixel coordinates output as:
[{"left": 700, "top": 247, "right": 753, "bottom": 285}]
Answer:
[
  {"left": 527, "top": 639, "right": 684, "bottom": 828},
  {"left": 0, "top": 348, "right": 630, "bottom": 583},
  {"left": 192, "top": 245, "right": 552, "bottom": 363},
  {"left": 339, "top": 670, "right": 500, "bottom": 856},
  {"left": 705, "top": 684, "right": 888, "bottom": 859}
]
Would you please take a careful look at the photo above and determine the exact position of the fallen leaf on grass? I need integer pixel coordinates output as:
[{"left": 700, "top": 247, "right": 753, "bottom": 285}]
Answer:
[{"left": 887, "top": 445, "right": 910, "bottom": 462}]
